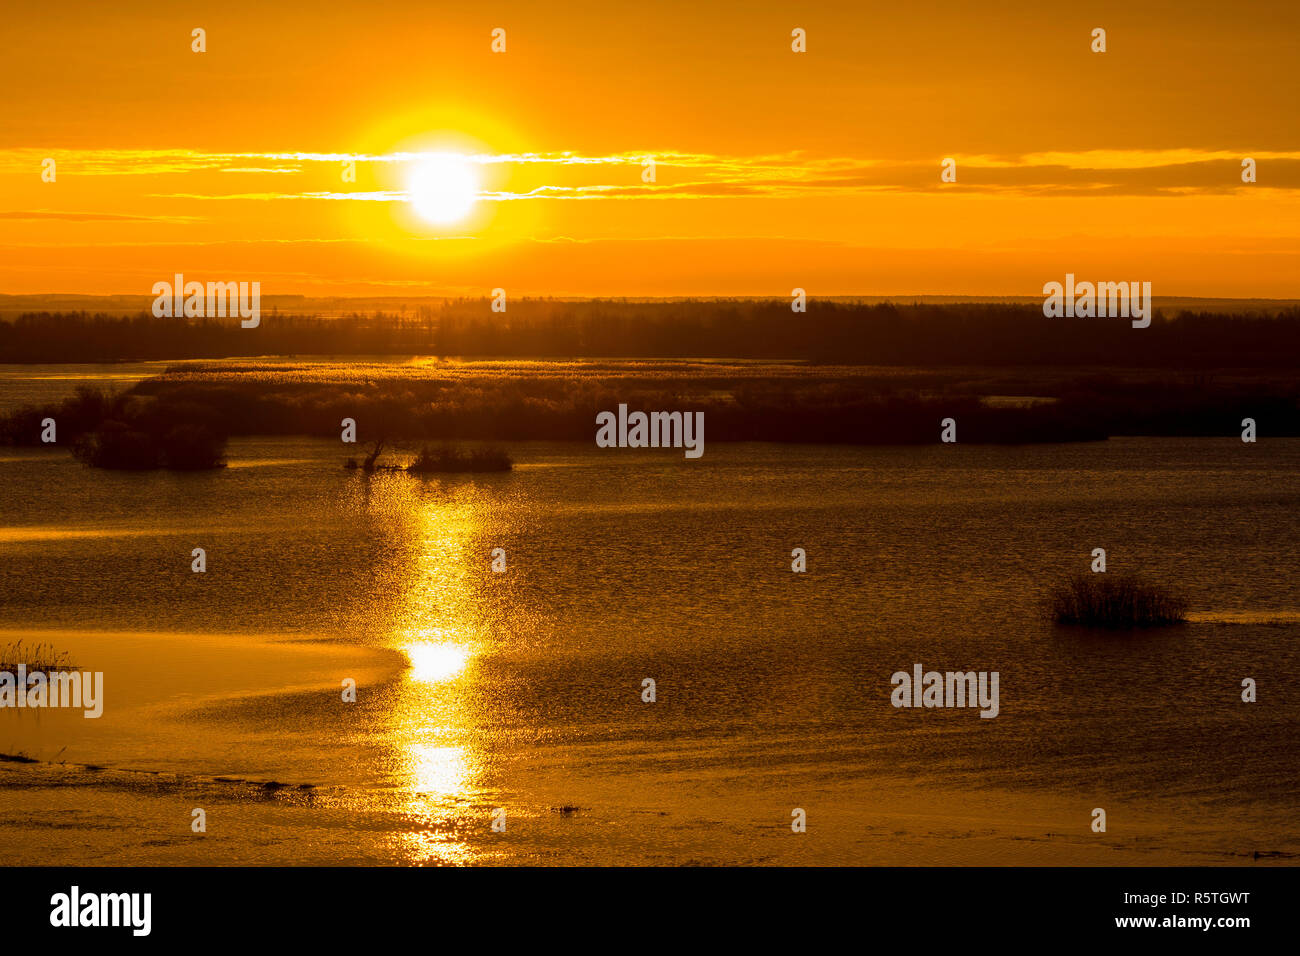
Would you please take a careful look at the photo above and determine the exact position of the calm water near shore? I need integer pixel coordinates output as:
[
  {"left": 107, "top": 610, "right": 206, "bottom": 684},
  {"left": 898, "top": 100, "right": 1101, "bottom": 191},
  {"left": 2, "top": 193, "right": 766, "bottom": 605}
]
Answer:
[{"left": 2, "top": 423, "right": 1298, "bottom": 863}]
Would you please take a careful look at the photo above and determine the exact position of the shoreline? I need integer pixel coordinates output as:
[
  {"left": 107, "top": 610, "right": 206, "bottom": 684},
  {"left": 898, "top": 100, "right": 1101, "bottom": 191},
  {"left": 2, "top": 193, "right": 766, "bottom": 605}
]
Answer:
[{"left": 3, "top": 754, "right": 1293, "bottom": 866}]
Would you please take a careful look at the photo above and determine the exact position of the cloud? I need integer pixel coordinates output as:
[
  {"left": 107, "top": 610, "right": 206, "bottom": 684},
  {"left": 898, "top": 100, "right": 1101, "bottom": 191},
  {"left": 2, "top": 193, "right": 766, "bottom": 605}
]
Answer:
[
  {"left": 2, "top": 146, "right": 1297, "bottom": 203},
  {"left": 0, "top": 209, "right": 200, "bottom": 222},
  {"left": 965, "top": 148, "right": 1300, "bottom": 170}
]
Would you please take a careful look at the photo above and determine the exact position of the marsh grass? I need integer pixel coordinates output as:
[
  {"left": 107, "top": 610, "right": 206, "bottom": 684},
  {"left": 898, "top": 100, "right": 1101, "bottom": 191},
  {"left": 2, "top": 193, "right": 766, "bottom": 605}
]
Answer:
[
  {"left": 1049, "top": 574, "right": 1188, "bottom": 628},
  {"left": 0, "top": 640, "right": 76, "bottom": 672},
  {"left": 407, "top": 445, "right": 513, "bottom": 473},
  {"left": 0, "top": 366, "right": 1116, "bottom": 448},
  {"left": 6, "top": 356, "right": 1297, "bottom": 450}
]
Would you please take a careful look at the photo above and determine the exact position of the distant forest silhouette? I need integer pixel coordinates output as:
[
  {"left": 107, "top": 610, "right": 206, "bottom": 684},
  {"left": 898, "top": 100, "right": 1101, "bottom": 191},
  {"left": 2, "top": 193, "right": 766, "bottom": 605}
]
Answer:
[{"left": 4, "top": 300, "right": 1300, "bottom": 366}]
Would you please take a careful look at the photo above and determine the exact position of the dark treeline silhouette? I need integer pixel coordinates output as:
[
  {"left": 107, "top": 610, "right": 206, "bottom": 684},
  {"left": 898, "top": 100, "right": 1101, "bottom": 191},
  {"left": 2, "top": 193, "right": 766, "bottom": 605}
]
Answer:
[
  {"left": 4, "top": 299, "right": 1299, "bottom": 447},
  {"left": 4, "top": 300, "right": 1300, "bottom": 365}
]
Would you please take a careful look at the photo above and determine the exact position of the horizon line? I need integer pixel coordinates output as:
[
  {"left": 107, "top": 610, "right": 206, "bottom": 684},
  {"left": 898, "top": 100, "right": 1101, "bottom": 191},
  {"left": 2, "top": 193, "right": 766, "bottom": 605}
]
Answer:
[{"left": 2, "top": 293, "right": 1298, "bottom": 304}]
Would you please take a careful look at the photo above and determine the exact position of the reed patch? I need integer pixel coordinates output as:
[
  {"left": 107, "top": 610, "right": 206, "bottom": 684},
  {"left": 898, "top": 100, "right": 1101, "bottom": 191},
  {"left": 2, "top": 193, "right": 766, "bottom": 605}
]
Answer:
[{"left": 1049, "top": 574, "right": 1188, "bottom": 628}]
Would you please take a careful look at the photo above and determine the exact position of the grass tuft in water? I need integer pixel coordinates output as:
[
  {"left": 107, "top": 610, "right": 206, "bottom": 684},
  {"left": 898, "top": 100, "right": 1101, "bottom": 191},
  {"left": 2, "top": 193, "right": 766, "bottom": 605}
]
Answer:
[
  {"left": 0, "top": 640, "right": 76, "bottom": 672},
  {"left": 1049, "top": 574, "right": 1188, "bottom": 628}
]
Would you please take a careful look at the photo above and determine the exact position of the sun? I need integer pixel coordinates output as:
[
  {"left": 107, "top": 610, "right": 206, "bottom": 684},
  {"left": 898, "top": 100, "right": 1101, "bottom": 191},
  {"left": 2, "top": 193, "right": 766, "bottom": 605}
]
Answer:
[{"left": 407, "top": 153, "right": 480, "bottom": 224}]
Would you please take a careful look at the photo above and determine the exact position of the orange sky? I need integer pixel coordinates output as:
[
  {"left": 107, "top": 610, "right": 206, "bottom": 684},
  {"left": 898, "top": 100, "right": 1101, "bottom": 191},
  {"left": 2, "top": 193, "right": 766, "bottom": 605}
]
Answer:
[{"left": 2, "top": 0, "right": 1297, "bottom": 297}]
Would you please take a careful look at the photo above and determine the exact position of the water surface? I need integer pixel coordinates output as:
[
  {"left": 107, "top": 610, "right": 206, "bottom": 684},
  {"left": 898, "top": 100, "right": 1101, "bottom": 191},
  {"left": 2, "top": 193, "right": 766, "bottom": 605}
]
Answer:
[{"left": 1, "top": 434, "right": 1297, "bottom": 864}]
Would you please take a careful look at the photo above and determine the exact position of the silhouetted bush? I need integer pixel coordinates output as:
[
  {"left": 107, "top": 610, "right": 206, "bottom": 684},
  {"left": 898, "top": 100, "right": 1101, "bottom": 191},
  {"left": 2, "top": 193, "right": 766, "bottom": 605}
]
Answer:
[
  {"left": 159, "top": 424, "right": 226, "bottom": 469},
  {"left": 0, "top": 386, "right": 118, "bottom": 445},
  {"left": 73, "top": 421, "right": 161, "bottom": 469},
  {"left": 71, "top": 420, "right": 226, "bottom": 470},
  {"left": 1049, "top": 574, "right": 1188, "bottom": 628}
]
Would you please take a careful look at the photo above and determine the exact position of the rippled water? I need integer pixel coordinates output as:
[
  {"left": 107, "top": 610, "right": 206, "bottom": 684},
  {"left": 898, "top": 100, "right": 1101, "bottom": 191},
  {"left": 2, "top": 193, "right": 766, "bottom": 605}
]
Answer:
[
  {"left": 0, "top": 362, "right": 169, "bottom": 414},
  {"left": 2, "top": 433, "right": 1298, "bottom": 864}
]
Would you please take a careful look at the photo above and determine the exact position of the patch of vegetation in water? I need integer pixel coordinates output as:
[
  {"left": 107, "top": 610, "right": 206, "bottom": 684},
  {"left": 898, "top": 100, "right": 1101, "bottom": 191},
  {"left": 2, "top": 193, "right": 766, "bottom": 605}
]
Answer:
[
  {"left": 406, "top": 444, "right": 512, "bottom": 473},
  {"left": 73, "top": 421, "right": 227, "bottom": 470},
  {"left": 1049, "top": 574, "right": 1188, "bottom": 628},
  {"left": 0, "top": 385, "right": 227, "bottom": 469}
]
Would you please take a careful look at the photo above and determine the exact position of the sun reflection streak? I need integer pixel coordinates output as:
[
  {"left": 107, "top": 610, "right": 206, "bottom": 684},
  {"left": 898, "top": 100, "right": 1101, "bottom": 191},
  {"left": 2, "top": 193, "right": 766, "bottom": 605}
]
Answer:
[
  {"left": 376, "top": 490, "right": 498, "bottom": 863},
  {"left": 405, "top": 742, "right": 470, "bottom": 797}
]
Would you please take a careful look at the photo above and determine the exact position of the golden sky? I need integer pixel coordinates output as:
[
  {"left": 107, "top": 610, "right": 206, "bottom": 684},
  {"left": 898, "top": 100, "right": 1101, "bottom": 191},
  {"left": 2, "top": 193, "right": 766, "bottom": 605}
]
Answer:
[{"left": 2, "top": 0, "right": 1297, "bottom": 296}]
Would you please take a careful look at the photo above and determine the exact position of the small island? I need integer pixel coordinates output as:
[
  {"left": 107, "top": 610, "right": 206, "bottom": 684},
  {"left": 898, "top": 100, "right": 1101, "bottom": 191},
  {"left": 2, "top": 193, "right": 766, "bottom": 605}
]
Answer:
[{"left": 74, "top": 421, "right": 227, "bottom": 470}]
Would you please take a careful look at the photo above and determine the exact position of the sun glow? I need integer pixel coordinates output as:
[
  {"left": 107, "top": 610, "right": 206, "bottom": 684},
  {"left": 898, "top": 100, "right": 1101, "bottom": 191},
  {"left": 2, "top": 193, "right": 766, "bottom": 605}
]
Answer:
[
  {"left": 406, "top": 153, "right": 480, "bottom": 224},
  {"left": 406, "top": 641, "right": 471, "bottom": 683}
]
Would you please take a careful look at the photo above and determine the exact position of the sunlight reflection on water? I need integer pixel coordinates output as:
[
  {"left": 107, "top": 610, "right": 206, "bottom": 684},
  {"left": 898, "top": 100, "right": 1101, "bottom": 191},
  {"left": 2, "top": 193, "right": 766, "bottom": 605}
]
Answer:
[{"left": 384, "top": 489, "right": 490, "bottom": 860}]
